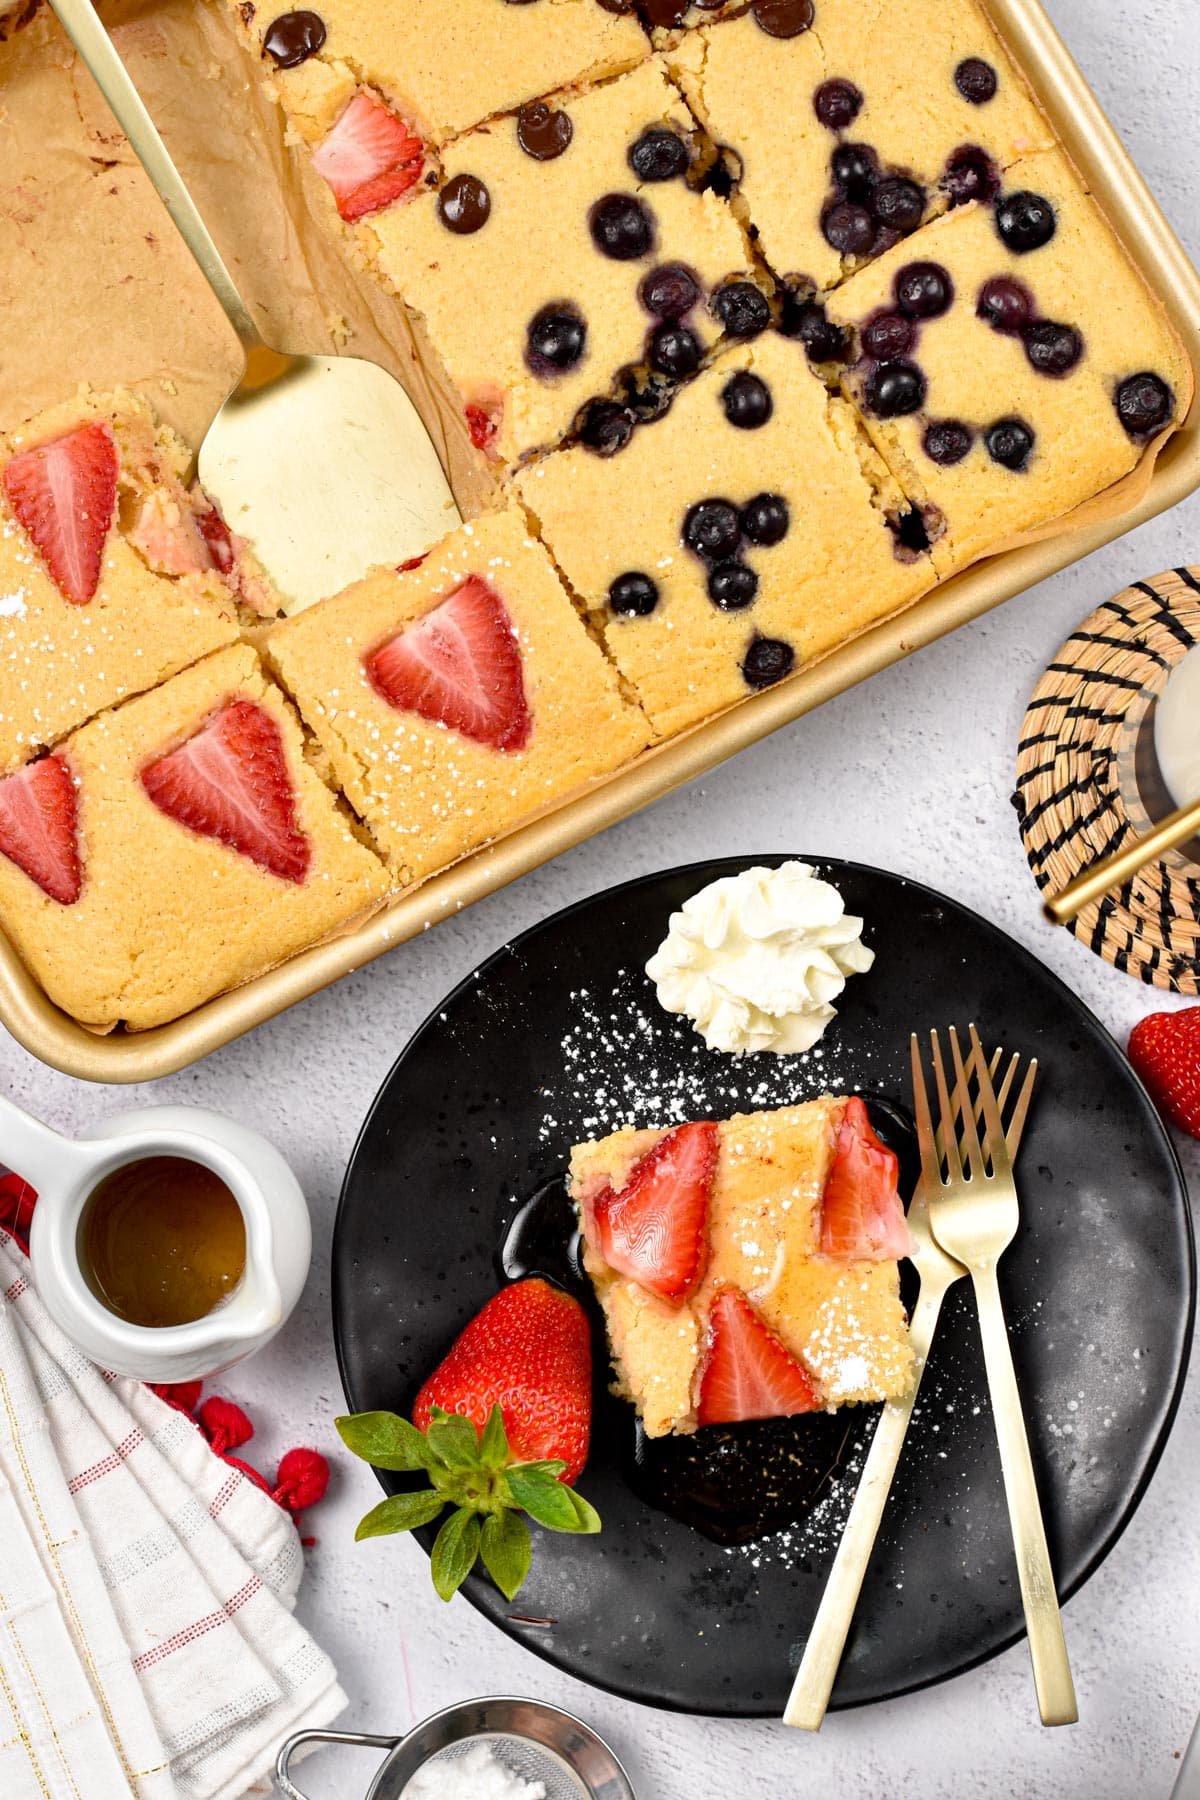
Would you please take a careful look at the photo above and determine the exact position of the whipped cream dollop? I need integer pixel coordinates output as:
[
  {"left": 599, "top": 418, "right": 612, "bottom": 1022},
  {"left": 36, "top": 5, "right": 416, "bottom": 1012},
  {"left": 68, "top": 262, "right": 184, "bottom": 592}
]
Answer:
[{"left": 645, "top": 862, "right": 874, "bottom": 1056}]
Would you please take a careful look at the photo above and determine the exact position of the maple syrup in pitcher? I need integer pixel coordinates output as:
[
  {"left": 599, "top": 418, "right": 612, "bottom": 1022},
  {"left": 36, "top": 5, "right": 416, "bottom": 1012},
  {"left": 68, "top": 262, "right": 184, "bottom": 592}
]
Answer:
[{"left": 79, "top": 1156, "right": 246, "bottom": 1329}]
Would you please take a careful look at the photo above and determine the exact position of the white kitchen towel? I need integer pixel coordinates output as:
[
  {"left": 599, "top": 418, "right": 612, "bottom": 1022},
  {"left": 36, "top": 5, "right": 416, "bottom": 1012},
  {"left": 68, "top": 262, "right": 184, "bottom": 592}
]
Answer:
[{"left": 0, "top": 1227, "right": 347, "bottom": 1800}]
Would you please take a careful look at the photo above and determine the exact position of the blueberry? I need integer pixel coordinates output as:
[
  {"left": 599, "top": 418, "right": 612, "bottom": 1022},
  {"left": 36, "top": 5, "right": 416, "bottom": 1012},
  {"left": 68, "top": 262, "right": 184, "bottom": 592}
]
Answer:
[
  {"left": 890, "top": 507, "right": 932, "bottom": 555},
  {"left": 526, "top": 304, "right": 587, "bottom": 373},
  {"left": 683, "top": 499, "right": 742, "bottom": 562},
  {"left": 814, "top": 78, "right": 863, "bottom": 131},
  {"left": 862, "top": 310, "right": 915, "bottom": 361},
  {"left": 895, "top": 261, "right": 954, "bottom": 319},
  {"left": 864, "top": 359, "right": 926, "bottom": 417},
  {"left": 590, "top": 193, "right": 655, "bottom": 260},
  {"left": 923, "top": 419, "right": 974, "bottom": 465},
  {"left": 954, "top": 56, "right": 998, "bottom": 104},
  {"left": 708, "top": 560, "right": 759, "bottom": 609},
  {"left": 1115, "top": 372, "right": 1174, "bottom": 437},
  {"left": 649, "top": 322, "right": 702, "bottom": 377},
  {"left": 741, "top": 493, "right": 790, "bottom": 545},
  {"left": 943, "top": 144, "right": 1000, "bottom": 208},
  {"left": 976, "top": 275, "right": 1033, "bottom": 334},
  {"left": 741, "top": 634, "right": 795, "bottom": 688},
  {"left": 872, "top": 177, "right": 925, "bottom": 236},
  {"left": 823, "top": 200, "right": 876, "bottom": 256},
  {"left": 1023, "top": 320, "right": 1083, "bottom": 378},
  {"left": 721, "top": 371, "right": 773, "bottom": 428},
  {"left": 831, "top": 142, "right": 877, "bottom": 200},
  {"left": 984, "top": 416, "right": 1035, "bottom": 470},
  {"left": 619, "top": 368, "right": 674, "bottom": 423},
  {"left": 711, "top": 280, "right": 772, "bottom": 339},
  {"left": 640, "top": 262, "right": 701, "bottom": 318},
  {"left": 780, "top": 296, "right": 849, "bottom": 363},
  {"left": 627, "top": 127, "right": 690, "bottom": 183},
  {"left": 578, "top": 399, "right": 634, "bottom": 456},
  {"left": 608, "top": 571, "right": 660, "bottom": 616},
  {"left": 995, "top": 189, "right": 1056, "bottom": 253}
]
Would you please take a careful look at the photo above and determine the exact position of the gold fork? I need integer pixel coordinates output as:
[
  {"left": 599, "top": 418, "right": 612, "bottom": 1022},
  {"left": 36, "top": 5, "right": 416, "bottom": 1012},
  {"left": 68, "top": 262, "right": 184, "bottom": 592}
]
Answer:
[
  {"left": 916, "top": 1025, "right": 1078, "bottom": 1727},
  {"left": 784, "top": 1046, "right": 1035, "bottom": 1731}
]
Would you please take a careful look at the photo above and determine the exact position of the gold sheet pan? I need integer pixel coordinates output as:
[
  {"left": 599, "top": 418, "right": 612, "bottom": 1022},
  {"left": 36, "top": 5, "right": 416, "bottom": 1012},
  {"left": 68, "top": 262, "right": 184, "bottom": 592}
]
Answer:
[{"left": 3, "top": 0, "right": 1199, "bottom": 1082}]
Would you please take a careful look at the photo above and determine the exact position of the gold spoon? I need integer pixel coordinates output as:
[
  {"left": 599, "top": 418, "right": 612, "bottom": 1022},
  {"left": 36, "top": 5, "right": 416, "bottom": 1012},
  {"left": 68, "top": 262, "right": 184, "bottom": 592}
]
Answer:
[
  {"left": 1042, "top": 793, "right": 1200, "bottom": 924},
  {"left": 48, "top": 0, "right": 460, "bottom": 613}
]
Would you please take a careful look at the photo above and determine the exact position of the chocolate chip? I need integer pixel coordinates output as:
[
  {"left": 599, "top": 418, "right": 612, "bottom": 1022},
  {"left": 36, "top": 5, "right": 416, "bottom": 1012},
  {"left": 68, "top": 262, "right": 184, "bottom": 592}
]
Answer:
[
  {"left": 955, "top": 56, "right": 998, "bottom": 103},
  {"left": 438, "top": 173, "right": 491, "bottom": 234},
  {"left": 517, "top": 100, "right": 573, "bottom": 160},
  {"left": 1115, "top": 372, "right": 1174, "bottom": 437},
  {"left": 753, "top": 0, "right": 814, "bottom": 36},
  {"left": 742, "top": 634, "right": 795, "bottom": 688},
  {"left": 263, "top": 8, "right": 326, "bottom": 67},
  {"left": 814, "top": 79, "right": 863, "bottom": 131}
]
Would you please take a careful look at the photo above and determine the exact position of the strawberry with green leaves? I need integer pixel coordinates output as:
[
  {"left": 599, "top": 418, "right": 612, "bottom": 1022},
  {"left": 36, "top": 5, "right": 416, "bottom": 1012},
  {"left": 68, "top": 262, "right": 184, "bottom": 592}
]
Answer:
[{"left": 337, "top": 1278, "right": 599, "bottom": 1602}]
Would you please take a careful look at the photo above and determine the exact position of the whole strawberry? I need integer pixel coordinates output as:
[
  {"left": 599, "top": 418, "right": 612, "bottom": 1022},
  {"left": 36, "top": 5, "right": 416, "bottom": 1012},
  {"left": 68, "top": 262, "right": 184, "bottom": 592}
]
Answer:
[
  {"left": 1128, "top": 1006, "right": 1200, "bottom": 1138},
  {"left": 337, "top": 1278, "right": 599, "bottom": 1603}
]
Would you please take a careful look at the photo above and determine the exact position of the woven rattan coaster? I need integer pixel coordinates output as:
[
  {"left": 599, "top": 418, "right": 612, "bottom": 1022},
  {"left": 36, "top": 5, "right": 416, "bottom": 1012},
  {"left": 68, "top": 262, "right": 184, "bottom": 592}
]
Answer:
[{"left": 1015, "top": 567, "right": 1200, "bottom": 993}]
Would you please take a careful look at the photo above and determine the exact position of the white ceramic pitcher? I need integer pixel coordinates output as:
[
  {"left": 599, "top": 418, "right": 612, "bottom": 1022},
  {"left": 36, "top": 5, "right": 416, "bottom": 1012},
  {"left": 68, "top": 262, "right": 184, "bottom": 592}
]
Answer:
[{"left": 1, "top": 1092, "right": 311, "bottom": 1381}]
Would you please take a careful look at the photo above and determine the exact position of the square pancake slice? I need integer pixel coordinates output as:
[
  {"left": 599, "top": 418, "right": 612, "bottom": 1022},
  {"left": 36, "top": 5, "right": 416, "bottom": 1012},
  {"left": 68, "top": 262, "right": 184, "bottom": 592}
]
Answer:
[
  {"left": 232, "top": 0, "right": 648, "bottom": 151},
  {"left": 0, "top": 389, "right": 242, "bottom": 774},
  {"left": 823, "top": 148, "right": 1193, "bottom": 574},
  {"left": 516, "top": 328, "right": 936, "bottom": 737},
  {"left": 265, "top": 506, "right": 651, "bottom": 883},
  {"left": 0, "top": 645, "right": 390, "bottom": 1031},
  {"left": 569, "top": 1097, "right": 914, "bottom": 1438},
  {"left": 367, "top": 57, "right": 755, "bottom": 465},
  {"left": 669, "top": 0, "right": 1053, "bottom": 291}
]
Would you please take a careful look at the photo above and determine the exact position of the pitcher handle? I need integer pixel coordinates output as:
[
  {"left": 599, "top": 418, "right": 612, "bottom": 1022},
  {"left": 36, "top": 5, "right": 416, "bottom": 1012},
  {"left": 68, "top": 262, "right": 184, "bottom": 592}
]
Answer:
[
  {"left": 0, "top": 1092, "right": 92, "bottom": 1194},
  {"left": 276, "top": 1728, "right": 403, "bottom": 1800}
]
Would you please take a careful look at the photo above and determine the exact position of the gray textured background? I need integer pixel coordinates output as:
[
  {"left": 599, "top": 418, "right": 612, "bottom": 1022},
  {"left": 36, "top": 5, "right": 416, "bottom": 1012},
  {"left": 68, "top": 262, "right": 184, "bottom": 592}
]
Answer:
[{"left": 7, "top": 2, "right": 1200, "bottom": 1794}]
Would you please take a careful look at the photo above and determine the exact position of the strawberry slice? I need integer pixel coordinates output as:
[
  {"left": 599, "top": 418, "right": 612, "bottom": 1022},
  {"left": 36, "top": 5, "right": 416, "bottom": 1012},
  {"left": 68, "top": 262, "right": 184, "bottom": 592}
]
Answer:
[
  {"left": 0, "top": 755, "right": 82, "bottom": 905},
  {"left": 366, "top": 575, "right": 532, "bottom": 752},
  {"left": 464, "top": 400, "right": 501, "bottom": 454},
  {"left": 697, "top": 1287, "right": 823, "bottom": 1426},
  {"left": 2, "top": 420, "right": 118, "bottom": 606},
  {"left": 312, "top": 90, "right": 425, "bottom": 223},
  {"left": 819, "top": 1095, "right": 912, "bottom": 1261},
  {"left": 591, "top": 1120, "right": 718, "bottom": 1301},
  {"left": 140, "top": 698, "right": 311, "bottom": 883},
  {"left": 414, "top": 1277, "right": 592, "bottom": 1484}
]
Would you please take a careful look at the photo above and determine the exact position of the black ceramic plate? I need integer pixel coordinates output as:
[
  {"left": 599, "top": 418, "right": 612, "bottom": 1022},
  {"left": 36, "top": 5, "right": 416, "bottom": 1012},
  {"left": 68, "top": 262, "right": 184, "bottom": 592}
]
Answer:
[{"left": 333, "top": 858, "right": 1195, "bottom": 1716}]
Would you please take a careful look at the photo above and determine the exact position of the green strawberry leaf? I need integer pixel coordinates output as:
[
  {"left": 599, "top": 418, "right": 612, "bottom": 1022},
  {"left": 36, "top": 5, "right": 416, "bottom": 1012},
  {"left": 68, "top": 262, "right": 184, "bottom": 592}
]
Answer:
[
  {"left": 336, "top": 1412, "right": 437, "bottom": 1473},
  {"left": 426, "top": 1407, "right": 482, "bottom": 1471},
  {"left": 431, "top": 1506, "right": 482, "bottom": 1601},
  {"left": 506, "top": 1466, "right": 594, "bottom": 1533},
  {"left": 480, "top": 1509, "right": 533, "bottom": 1601},
  {"left": 561, "top": 1487, "right": 602, "bottom": 1535},
  {"left": 479, "top": 1404, "right": 510, "bottom": 1470},
  {"left": 354, "top": 1488, "right": 446, "bottom": 1541}
]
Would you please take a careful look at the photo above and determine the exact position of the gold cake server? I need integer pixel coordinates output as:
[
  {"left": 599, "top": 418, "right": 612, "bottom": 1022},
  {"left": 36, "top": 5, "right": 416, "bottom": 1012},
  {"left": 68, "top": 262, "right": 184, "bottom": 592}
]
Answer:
[
  {"left": 48, "top": 0, "right": 459, "bottom": 613},
  {"left": 784, "top": 1046, "right": 1035, "bottom": 1730}
]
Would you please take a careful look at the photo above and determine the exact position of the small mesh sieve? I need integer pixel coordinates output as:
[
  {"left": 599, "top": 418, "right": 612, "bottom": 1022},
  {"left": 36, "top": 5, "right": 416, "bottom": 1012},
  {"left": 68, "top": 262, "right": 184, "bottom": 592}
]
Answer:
[{"left": 276, "top": 1698, "right": 635, "bottom": 1800}]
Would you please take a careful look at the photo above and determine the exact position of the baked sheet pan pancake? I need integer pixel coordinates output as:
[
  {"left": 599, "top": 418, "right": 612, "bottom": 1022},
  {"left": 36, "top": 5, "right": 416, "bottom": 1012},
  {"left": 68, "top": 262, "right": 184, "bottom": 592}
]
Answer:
[{"left": 3, "top": 0, "right": 1199, "bottom": 1081}]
